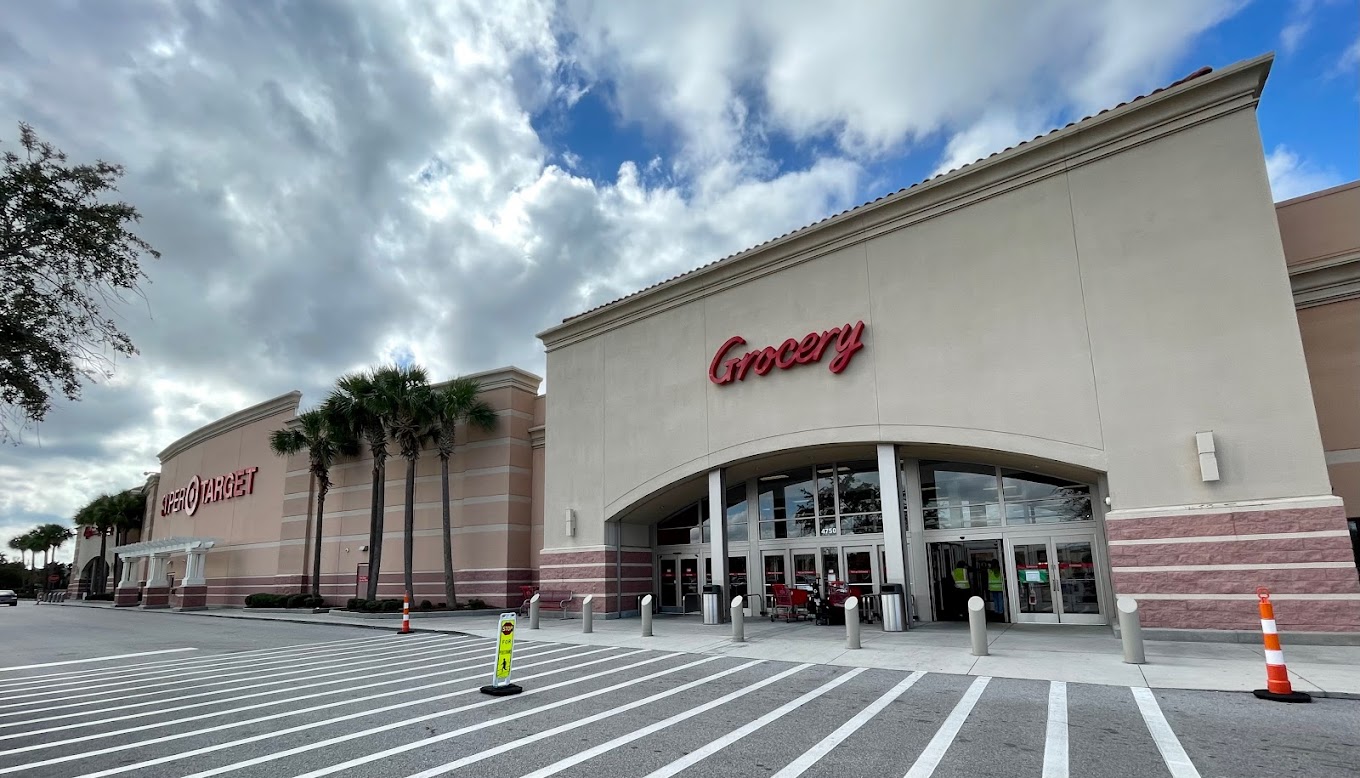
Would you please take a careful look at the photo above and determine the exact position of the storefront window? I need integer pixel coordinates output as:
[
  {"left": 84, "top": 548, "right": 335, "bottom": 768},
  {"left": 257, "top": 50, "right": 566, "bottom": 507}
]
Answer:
[
  {"left": 725, "top": 486, "right": 748, "bottom": 542},
  {"left": 840, "top": 513, "right": 884, "bottom": 535},
  {"left": 921, "top": 461, "right": 1002, "bottom": 529},
  {"left": 758, "top": 471, "right": 818, "bottom": 539},
  {"left": 657, "top": 503, "right": 702, "bottom": 545},
  {"left": 836, "top": 463, "right": 881, "bottom": 514},
  {"left": 1001, "top": 470, "right": 1092, "bottom": 525}
]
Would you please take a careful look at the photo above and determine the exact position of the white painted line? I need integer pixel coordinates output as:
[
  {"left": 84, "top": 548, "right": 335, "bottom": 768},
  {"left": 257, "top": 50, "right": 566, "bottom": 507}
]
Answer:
[
  {"left": 0, "top": 649, "right": 196, "bottom": 672},
  {"left": 644, "top": 669, "right": 865, "bottom": 778},
  {"left": 0, "top": 639, "right": 539, "bottom": 750},
  {"left": 1042, "top": 681, "right": 1068, "bottom": 778},
  {"left": 287, "top": 656, "right": 744, "bottom": 778},
  {"left": 0, "top": 635, "right": 453, "bottom": 715},
  {"left": 119, "top": 650, "right": 680, "bottom": 778},
  {"left": 0, "top": 635, "right": 386, "bottom": 688},
  {"left": 37, "top": 647, "right": 630, "bottom": 778},
  {"left": 904, "top": 676, "right": 990, "bottom": 778},
  {"left": 0, "top": 634, "right": 440, "bottom": 704},
  {"left": 515, "top": 664, "right": 813, "bottom": 778},
  {"left": 772, "top": 671, "right": 925, "bottom": 778},
  {"left": 1132, "top": 687, "right": 1201, "bottom": 778}
]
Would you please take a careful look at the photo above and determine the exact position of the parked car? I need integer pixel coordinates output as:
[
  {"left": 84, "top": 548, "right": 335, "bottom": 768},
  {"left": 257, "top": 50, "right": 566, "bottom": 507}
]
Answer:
[{"left": 0, "top": 590, "right": 17, "bottom": 606}]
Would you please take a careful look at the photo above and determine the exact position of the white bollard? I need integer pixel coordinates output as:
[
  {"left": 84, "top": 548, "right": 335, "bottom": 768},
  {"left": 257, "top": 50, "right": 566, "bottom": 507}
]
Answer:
[
  {"left": 641, "top": 594, "right": 654, "bottom": 637},
  {"left": 968, "top": 596, "right": 988, "bottom": 657},
  {"left": 529, "top": 593, "right": 541, "bottom": 630},
  {"left": 845, "top": 596, "right": 861, "bottom": 650},
  {"left": 1118, "top": 597, "right": 1146, "bottom": 664},
  {"left": 731, "top": 595, "right": 745, "bottom": 643},
  {"left": 582, "top": 595, "right": 594, "bottom": 633}
]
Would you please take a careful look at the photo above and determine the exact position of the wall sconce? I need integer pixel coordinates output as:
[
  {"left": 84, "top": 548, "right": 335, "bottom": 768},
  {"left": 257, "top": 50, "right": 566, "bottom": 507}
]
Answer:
[
  {"left": 1196, "top": 431, "right": 1220, "bottom": 482},
  {"left": 565, "top": 508, "right": 576, "bottom": 538}
]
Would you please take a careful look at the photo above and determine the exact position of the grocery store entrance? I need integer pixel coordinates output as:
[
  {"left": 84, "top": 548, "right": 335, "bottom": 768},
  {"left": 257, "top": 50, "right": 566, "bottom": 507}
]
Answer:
[{"left": 929, "top": 539, "right": 1006, "bottom": 623}]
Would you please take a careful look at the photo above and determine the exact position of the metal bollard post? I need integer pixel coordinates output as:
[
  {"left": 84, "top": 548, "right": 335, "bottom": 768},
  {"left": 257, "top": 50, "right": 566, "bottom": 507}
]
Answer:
[
  {"left": 582, "top": 595, "right": 594, "bottom": 633},
  {"left": 1118, "top": 597, "right": 1145, "bottom": 664},
  {"left": 845, "top": 596, "right": 861, "bottom": 650},
  {"left": 968, "top": 596, "right": 988, "bottom": 657},
  {"left": 529, "top": 593, "right": 541, "bottom": 630},
  {"left": 641, "top": 594, "right": 653, "bottom": 637},
  {"left": 731, "top": 595, "right": 745, "bottom": 643}
]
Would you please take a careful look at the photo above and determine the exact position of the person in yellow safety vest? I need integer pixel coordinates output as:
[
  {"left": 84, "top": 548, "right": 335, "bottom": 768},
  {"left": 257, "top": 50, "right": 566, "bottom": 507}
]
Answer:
[
  {"left": 952, "top": 562, "right": 970, "bottom": 590},
  {"left": 987, "top": 560, "right": 1005, "bottom": 618}
]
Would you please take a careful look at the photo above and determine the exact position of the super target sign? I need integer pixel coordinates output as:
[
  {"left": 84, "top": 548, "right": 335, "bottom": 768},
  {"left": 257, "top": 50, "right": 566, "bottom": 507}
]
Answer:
[{"left": 161, "top": 467, "right": 259, "bottom": 517}]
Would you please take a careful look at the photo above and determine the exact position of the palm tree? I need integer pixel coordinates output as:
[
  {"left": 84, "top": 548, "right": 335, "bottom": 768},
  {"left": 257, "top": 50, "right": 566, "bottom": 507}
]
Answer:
[
  {"left": 377, "top": 365, "right": 435, "bottom": 603},
  {"left": 429, "top": 377, "right": 498, "bottom": 608},
  {"left": 74, "top": 494, "right": 116, "bottom": 594},
  {"left": 270, "top": 408, "right": 357, "bottom": 598},
  {"left": 35, "top": 524, "right": 71, "bottom": 587},
  {"left": 108, "top": 490, "right": 145, "bottom": 589},
  {"left": 326, "top": 371, "right": 393, "bottom": 602},
  {"left": 6, "top": 535, "right": 26, "bottom": 571}
]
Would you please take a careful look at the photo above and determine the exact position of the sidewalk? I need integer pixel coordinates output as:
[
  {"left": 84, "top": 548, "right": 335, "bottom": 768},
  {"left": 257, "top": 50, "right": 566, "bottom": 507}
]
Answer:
[{"left": 70, "top": 600, "right": 1359, "bottom": 698}]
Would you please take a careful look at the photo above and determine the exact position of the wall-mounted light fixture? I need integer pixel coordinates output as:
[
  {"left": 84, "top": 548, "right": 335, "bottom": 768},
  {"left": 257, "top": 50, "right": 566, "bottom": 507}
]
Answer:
[
  {"left": 1196, "top": 431, "right": 1220, "bottom": 482},
  {"left": 565, "top": 508, "right": 576, "bottom": 538}
]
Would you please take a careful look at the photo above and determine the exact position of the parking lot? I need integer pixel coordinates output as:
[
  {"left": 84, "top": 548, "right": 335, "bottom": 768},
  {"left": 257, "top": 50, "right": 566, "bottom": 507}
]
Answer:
[{"left": 2, "top": 617, "right": 1357, "bottom": 778}]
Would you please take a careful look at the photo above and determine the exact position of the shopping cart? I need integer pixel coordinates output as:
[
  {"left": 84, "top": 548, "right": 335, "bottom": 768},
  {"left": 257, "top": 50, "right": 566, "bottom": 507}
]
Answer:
[{"left": 770, "top": 583, "right": 811, "bottom": 622}]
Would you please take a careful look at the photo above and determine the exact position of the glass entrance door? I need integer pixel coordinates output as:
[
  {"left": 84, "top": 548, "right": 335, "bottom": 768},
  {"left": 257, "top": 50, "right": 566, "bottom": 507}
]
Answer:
[
  {"left": 679, "top": 557, "right": 700, "bottom": 613},
  {"left": 659, "top": 558, "right": 679, "bottom": 612},
  {"left": 1008, "top": 534, "right": 1104, "bottom": 624}
]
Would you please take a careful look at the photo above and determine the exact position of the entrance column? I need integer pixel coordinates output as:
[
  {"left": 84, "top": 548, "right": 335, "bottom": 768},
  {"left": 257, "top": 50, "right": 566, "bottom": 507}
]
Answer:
[
  {"left": 900, "top": 457, "right": 932, "bottom": 622},
  {"left": 878, "top": 444, "right": 910, "bottom": 621},
  {"left": 707, "top": 468, "right": 729, "bottom": 621},
  {"left": 113, "top": 555, "right": 141, "bottom": 607},
  {"left": 142, "top": 553, "right": 171, "bottom": 609},
  {"left": 179, "top": 549, "right": 209, "bottom": 610}
]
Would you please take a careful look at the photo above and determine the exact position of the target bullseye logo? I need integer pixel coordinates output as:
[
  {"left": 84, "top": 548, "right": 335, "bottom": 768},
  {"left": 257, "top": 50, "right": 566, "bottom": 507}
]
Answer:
[{"left": 184, "top": 475, "right": 202, "bottom": 516}]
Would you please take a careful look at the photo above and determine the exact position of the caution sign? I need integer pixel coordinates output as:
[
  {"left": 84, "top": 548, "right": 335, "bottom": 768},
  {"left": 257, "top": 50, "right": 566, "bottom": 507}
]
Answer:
[{"left": 493, "top": 612, "right": 517, "bottom": 686}]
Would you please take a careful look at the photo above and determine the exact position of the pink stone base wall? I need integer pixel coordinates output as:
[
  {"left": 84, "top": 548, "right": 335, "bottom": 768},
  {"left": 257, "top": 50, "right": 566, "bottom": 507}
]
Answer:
[
  {"left": 114, "top": 587, "right": 139, "bottom": 607},
  {"left": 1109, "top": 504, "right": 1360, "bottom": 632},
  {"left": 175, "top": 585, "right": 208, "bottom": 610},
  {"left": 537, "top": 550, "right": 654, "bottom": 616},
  {"left": 199, "top": 570, "right": 534, "bottom": 609},
  {"left": 140, "top": 585, "right": 170, "bottom": 609}
]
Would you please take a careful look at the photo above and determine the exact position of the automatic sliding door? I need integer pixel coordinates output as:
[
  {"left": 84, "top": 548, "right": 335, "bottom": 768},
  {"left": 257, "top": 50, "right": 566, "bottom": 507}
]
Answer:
[
  {"left": 1011, "top": 541, "right": 1058, "bottom": 623},
  {"left": 1053, "top": 536, "right": 1104, "bottom": 624}
]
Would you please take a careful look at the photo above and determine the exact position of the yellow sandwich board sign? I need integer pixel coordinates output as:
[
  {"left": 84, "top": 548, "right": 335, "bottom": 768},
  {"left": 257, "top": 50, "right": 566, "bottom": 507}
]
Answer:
[{"left": 480, "top": 612, "right": 523, "bottom": 696}]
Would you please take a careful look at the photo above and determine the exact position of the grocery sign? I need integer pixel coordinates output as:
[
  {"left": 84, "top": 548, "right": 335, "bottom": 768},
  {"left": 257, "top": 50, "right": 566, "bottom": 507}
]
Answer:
[{"left": 709, "top": 321, "right": 866, "bottom": 385}]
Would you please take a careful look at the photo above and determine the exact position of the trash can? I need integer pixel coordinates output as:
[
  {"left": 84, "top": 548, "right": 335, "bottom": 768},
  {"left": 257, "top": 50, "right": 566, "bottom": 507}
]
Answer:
[
  {"left": 880, "top": 583, "right": 907, "bottom": 632},
  {"left": 702, "top": 584, "right": 723, "bottom": 625}
]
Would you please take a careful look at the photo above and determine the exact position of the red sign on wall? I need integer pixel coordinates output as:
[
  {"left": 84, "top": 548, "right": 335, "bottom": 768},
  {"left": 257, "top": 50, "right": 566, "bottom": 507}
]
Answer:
[
  {"left": 161, "top": 466, "right": 259, "bottom": 517},
  {"left": 709, "top": 321, "right": 866, "bottom": 385}
]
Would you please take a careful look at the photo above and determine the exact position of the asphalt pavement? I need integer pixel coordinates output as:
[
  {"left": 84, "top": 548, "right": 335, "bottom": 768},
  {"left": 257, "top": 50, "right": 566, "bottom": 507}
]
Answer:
[{"left": 0, "top": 604, "right": 1356, "bottom": 778}]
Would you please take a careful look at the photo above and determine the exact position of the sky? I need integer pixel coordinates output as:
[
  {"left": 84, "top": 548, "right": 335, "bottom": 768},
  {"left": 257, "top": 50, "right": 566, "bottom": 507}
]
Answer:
[{"left": 2, "top": 0, "right": 1357, "bottom": 564}]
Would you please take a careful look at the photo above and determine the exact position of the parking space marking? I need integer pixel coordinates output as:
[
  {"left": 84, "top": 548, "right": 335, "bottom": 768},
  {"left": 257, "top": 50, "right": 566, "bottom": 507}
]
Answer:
[
  {"left": 0, "top": 648, "right": 197, "bottom": 673},
  {"left": 903, "top": 675, "right": 990, "bottom": 778},
  {"left": 0, "top": 635, "right": 385, "bottom": 688},
  {"left": 0, "top": 635, "right": 444, "bottom": 706},
  {"left": 0, "top": 638, "right": 560, "bottom": 752},
  {"left": 1043, "top": 681, "right": 1068, "bottom": 778},
  {"left": 1132, "top": 687, "right": 1201, "bottom": 778},
  {"left": 57, "top": 648, "right": 636, "bottom": 778},
  {"left": 289, "top": 656, "right": 743, "bottom": 778},
  {"left": 771, "top": 671, "right": 926, "bottom": 778},
  {"left": 513, "top": 664, "right": 813, "bottom": 778},
  {"left": 644, "top": 668, "right": 866, "bottom": 778}
]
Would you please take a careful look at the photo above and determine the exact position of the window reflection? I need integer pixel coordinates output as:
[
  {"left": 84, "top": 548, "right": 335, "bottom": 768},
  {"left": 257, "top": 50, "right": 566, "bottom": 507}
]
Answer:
[{"left": 922, "top": 462, "right": 1093, "bottom": 529}]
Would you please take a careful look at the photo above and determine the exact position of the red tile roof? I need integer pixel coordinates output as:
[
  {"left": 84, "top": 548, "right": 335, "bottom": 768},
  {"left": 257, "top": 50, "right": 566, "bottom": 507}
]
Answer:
[{"left": 561, "top": 65, "right": 1215, "bottom": 324}]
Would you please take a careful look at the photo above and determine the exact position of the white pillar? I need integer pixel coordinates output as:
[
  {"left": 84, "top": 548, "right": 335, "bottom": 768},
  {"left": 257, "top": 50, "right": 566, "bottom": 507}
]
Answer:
[
  {"left": 707, "top": 468, "right": 729, "bottom": 620},
  {"left": 146, "top": 553, "right": 170, "bottom": 587},
  {"left": 183, "top": 551, "right": 207, "bottom": 586},
  {"left": 116, "top": 556, "right": 139, "bottom": 589},
  {"left": 901, "top": 456, "right": 933, "bottom": 622},
  {"left": 878, "top": 444, "right": 909, "bottom": 592}
]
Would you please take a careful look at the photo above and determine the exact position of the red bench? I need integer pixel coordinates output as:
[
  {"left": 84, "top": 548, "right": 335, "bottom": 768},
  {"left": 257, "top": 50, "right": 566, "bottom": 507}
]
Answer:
[{"left": 518, "top": 587, "right": 575, "bottom": 619}]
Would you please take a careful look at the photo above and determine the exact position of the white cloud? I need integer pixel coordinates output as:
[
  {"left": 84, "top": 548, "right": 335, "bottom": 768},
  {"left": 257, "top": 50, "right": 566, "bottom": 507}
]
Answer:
[
  {"left": 1280, "top": 0, "right": 1318, "bottom": 55},
  {"left": 0, "top": 1, "right": 1252, "bottom": 560},
  {"left": 1266, "top": 144, "right": 1345, "bottom": 201}
]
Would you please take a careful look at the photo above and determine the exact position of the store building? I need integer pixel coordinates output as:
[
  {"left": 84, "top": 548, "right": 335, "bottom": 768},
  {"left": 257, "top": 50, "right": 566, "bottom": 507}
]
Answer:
[{"left": 89, "top": 52, "right": 1359, "bottom": 635}]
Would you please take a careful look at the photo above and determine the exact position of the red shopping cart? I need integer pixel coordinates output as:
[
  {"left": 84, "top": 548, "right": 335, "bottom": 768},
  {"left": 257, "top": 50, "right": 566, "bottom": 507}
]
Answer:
[{"left": 770, "top": 583, "right": 811, "bottom": 623}]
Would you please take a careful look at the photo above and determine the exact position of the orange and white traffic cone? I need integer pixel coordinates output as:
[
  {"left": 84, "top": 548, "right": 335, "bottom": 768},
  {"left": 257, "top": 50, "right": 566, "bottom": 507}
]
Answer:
[
  {"left": 398, "top": 593, "right": 412, "bottom": 635},
  {"left": 1252, "top": 587, "right": 1310, "bottom": 703}
]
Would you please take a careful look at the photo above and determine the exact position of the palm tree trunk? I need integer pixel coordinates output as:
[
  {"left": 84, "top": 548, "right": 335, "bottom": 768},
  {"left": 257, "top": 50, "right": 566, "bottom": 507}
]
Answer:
[
  {"left": 111, "top": 528, "right": 122, "bottom": 594},
  {"left": 97, "top": 531, "right": 108, "bottom": 594},
  {"left": 404, "top": 455, "right": 416, "bottom": 601},
  {"left": 311, "top": 474, "right": 328, "bottom": 599},
  {"left": 440, "top": 455, "right": 455, "bottom": 608},
  {"left": 366, "top": 458, "right": 385, "bottom": 601}
]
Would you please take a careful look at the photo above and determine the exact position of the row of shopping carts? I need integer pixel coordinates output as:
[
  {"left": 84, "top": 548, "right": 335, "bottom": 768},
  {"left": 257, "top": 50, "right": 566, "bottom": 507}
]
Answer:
[{"left": 770, "top": 581, "right": 870, "bottom": 623}]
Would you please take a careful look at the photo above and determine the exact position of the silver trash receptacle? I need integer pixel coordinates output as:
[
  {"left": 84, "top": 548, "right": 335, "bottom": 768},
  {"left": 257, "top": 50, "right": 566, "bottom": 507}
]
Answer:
[
  {"left": 702, "top": 584, "right": 723, "bottom": 625},
  {"left": 880, "top": 583, "right": 907, "bottom": 632}
]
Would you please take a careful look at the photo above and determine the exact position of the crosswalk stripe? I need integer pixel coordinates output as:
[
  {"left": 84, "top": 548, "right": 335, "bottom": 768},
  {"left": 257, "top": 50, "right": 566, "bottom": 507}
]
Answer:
[
  {"left": 0, "top": 635, "right": 390, "bottom": 689},
  {"left": 0, "top": 640, "right": 561, "bottom": 752},
  {"left": 643, "top": 668, "right": 866, "bottom": 778},
  {"left": 0, "top": 634, "right": 444, "bottom": 705},
  {"left": 0, "top": 637, "right": 504, "bottom": 732},
  {"left": 1043, "top": 681, "right": 1068, "bottom": 778},
  {"left": 289, "top": 656, "right": 745, "bottom": 778},
  {"left": 514, "top": 664, "right": 814, "bottom": 778},
  {"left": 0, "top": 649, "right": 196, "bottom": 673},
  {"left": 43, "top": 648, "right": 631, "bottom": 778},
  {"left": 1131, "top": 688, "right": 1201, "bottom": 778},
  {"left": 903, "top": 676, "right": 990, "bottom": 778},
  {"left": 0, "top": 635, "right": 461, "bottom": 717},
  {"left": 174, "top": 651, "right": 700, "bottom": 778},
  {"left": 771, "top": 671, "right": 926, "bottom": 778}
]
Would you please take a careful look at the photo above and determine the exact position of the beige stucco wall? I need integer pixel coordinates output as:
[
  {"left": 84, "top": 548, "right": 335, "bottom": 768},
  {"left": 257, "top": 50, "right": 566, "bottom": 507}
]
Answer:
[
  {"left": 541, "top": 55, "right": 1333, "bottom": 551},
  {"left": 1277, "top": 181, "right": 1360, "bottom": 267}
]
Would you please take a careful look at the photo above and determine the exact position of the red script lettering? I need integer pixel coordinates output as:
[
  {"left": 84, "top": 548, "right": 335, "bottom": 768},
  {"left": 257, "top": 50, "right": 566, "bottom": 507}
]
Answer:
[{"left": 709, "top": 321, "right": 866, "bottom": 385}]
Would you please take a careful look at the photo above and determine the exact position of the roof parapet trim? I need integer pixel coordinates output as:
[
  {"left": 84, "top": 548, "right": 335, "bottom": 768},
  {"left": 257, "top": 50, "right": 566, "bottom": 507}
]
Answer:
[{"left": 157, "top": 391, "right": 302, "bottom": 463}]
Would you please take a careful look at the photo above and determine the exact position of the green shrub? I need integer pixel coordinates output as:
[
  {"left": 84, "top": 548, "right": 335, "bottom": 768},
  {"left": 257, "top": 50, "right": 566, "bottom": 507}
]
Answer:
[
  {"left": 286, "top": 593, "right": 309, "bottom": 609},
  {"left": 467, "top": 598, "right": 489, "bottom": 610},
  {"left": 419, "top": 600, "right": 433, "bottom": 611},
  {"left": 436, "top": 602, "right": 446, "bottom": 609},
  {"left": 346, "top": 598, "right": 361, "bottom": 611},
  {"left": 381, "top": 598, "right": 401, "bottom": 613},
  {"left": 245, "top": 593, "right": 287, "bottom": 608},
  {"left": 305, "top": 596, "right": 323, "bottom": 608},
  {"left": 365, "top": 600, "right": 383, "bottom": 613}
]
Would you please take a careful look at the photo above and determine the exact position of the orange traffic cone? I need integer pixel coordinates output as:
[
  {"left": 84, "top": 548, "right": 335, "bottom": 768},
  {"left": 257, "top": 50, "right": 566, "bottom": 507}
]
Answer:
[
  {"left": 1252, "top": 587, "right": 1310, "bottom": 702},
  {"left": 398, "top": 593, "right": 412, "bottom": 635}
]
